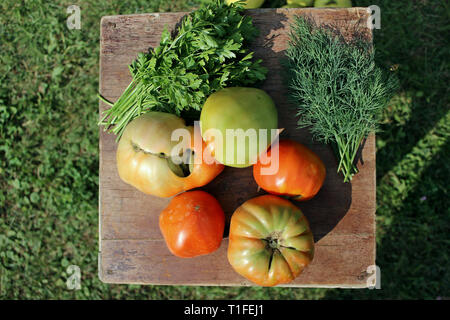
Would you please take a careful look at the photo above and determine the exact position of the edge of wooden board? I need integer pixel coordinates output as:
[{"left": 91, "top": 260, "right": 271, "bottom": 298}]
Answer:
[{"left": 98, "top": 7, "right": 370, "bottom": 20}]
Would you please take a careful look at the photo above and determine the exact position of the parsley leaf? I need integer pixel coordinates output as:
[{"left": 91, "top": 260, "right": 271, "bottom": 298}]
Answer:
[{"left": 99, "top": 0, "right": 267, "bottom": 140}]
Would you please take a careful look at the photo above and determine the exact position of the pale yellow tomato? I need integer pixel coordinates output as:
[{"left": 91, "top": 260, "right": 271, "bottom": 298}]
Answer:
[{"left": 116, "top": 112, "right": 224, "bottom": 198}]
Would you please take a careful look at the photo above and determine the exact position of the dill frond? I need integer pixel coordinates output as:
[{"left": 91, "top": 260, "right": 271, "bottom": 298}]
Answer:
[{"left": 285, "top": 16, "right": 399, "bottom": 182}]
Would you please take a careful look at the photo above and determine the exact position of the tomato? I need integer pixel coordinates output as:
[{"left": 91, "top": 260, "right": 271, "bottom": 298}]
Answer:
[
  {"left": 226, "top": 0, "right": 265, "bottom": 9},
  {"left": 286, "top": 0, "right": 313, "bottom": 7},
  {"left": 253, "top": 139, "right": 326, "bottom": 201},
  {"left": 200, "top": 87, "right": 278, "bottom": 168},
  {"left": 227, "top": 195, "right": 314, "bottom": 286},
  {"left": 116, "top": 112, "right": 224, "bottom": 198},
  {"left": 159, "top": 191, "right": 225, "bottom": 258},
  {"left": 314, "top": 0, "right": 352, "bottom": 8}
]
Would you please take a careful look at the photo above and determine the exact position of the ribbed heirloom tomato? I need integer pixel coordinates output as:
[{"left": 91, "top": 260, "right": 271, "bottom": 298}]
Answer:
[
  {"left": 116, "top": 112, "right": 224, "bottom": 198},
  {"left": 159, "top": 191, "right": 225, "bottom": 258},
  {"left": 253, "top": 139, "right": 326, "bottom": 201},
  {"left": 227, "top": 195, "right": 314, "bottom": 286}
]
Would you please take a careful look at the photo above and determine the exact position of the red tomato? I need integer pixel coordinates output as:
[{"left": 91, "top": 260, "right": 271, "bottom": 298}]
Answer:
[
  {"left": 253, "top": 139, "right": 326, "bottom": 201},
  {"left": 159, "top": 191, "right": 225, "bottom": 258}
]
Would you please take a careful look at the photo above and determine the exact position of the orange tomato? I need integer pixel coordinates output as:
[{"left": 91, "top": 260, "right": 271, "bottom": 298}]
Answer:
[
  {"left": 227, "top": 195, "right": 314, "bottom": 286},
  {"left": 253, "top": 139, "right": 326, "bottom": 201},
  {"left": 159, "top": 191, "right": 225, "bottom": 258},
  {"left": 116, "top": 112, "right": 224, "bottom": 198}
]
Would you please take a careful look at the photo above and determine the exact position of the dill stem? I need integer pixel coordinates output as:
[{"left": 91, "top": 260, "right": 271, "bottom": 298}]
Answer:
[
  {"left": 335, "top": 135, "right": 352, "bottom": 180},
  {"left": 345, "top": 135, "right": 357, "bottom": 182},
  {"left": 335, "top": 135, "right": 348, "bottom": 172},
  {"left": 342, "top": 134, "right": 364, "bottom": 182}
]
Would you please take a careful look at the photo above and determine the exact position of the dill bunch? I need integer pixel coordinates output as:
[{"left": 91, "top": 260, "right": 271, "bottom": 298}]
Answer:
[
  {"left": 285, "top": 16, "right": 399, "bottom": 182},
  {"left": 99, "top": 0, "right": 267, "bottom": 140}
]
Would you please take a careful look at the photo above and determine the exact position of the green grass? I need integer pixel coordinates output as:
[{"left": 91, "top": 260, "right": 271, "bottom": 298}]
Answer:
[{"left": 0, "top": 0, "right": 448, "bottom": 299}]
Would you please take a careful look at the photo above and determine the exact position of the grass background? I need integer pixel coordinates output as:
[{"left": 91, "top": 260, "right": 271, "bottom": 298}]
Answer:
[{"left": 0, "top": 0, "right": 448, "bottom": 299}]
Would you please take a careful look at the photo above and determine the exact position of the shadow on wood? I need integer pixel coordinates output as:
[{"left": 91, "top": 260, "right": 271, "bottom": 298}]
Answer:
[{"left": 300, "top": 179, "right": 352, "bottom": 242}]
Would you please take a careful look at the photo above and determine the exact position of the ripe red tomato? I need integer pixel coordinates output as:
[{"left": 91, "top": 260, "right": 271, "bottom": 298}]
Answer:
[
  {"left": 253, "top": 139, "right": 326, "bottom": 201},
  {"left": 227, "top": 195, "right": 314, "bottom": 286},
  {"left": 159, "top": 191, "right": 225, "bottom": 258}
]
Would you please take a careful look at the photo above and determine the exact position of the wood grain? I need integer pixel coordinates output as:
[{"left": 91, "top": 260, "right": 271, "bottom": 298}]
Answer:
[{"left": 99, "top": 7, "right": 375, "bottom": 287}]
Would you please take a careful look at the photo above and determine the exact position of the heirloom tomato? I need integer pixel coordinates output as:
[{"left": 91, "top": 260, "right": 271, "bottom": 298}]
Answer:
[
  {"left": 227, "top": 195, "right": 314, "bottom": 286},
  {"left": 159, "top": 191, "right": 225, "bottom": 258},
  {"left": 314, "top": 0, "right": 352, "bottom": 7},
  {"left": 286, "top": 0, "right": 313, "bottom": 7},
  {"left": 200, "top": 87, "right": 278, "bottom": 168},
  {"left": 226, "top": 0, "right": 265, "bottom": 9},
  {"left": 253, "top": 139, "right": 326, "bottom": 201},
  {"left": 116, "top": 112, "right": 224, "bottom": 198}
]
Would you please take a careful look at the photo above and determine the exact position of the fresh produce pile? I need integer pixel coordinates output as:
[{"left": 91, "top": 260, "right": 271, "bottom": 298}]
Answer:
[{"left": 99, "top": 1, "right": 397, "bottom": 286}]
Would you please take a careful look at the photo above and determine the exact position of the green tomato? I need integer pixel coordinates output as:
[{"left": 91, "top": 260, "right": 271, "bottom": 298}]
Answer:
[
  {"left": 200, "top": 87, "right": 278, "bottom": 168},
  {"left": 314, "top": 0, "right": 352, "bottom": 7},
  {"left": 226, "top": 0, "right": 265, "bottom": 9},
  {"left": 287, "top": 0, "right": 314, "bottom": 7}
]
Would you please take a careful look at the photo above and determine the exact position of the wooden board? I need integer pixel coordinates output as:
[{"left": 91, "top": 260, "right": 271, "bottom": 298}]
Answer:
[{"left": 99, "top": 8, "right": 375, "bottom": 287}]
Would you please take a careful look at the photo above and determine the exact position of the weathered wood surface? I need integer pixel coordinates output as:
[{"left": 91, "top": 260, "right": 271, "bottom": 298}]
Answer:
[{"left": 99, "top": 8, "right": 375, "bottom": 287}]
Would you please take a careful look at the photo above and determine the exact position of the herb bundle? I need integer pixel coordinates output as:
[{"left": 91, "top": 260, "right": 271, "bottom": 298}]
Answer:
[
  {"left": 99, "top": 0, "right": 267, "bottom": 140},
  {"left": 285, "top": 17, "right": 398, "bottom": 182}
]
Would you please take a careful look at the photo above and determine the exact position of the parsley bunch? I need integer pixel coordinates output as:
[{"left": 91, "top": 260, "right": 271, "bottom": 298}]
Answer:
[
  {"left": 285, "top": 17, "right": 399, "bottom": 182},
  {"left": 99, "top": 0, "right": 267, "bottom": 139}
]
